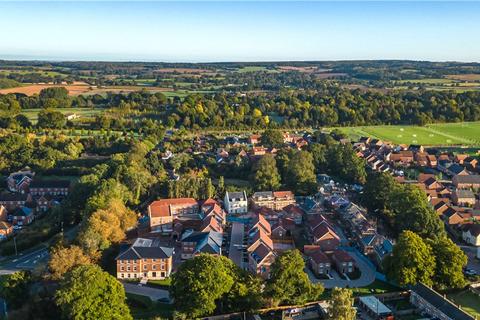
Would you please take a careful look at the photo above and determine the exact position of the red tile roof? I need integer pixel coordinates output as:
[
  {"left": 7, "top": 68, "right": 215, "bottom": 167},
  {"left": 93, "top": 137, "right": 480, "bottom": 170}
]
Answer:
[{"left": 148, "top": 198, "right": 198, "bottom": 217}]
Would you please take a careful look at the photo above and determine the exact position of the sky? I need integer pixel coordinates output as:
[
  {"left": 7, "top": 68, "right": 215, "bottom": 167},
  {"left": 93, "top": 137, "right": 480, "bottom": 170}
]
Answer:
[{"left": 0, "top": 1, "right": 479, "bottom": 62}]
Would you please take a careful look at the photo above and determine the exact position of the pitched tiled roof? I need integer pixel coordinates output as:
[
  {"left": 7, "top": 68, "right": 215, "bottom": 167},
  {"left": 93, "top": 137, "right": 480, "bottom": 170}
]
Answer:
[
  {"left": 181, "top": 231, "right": 223, "bottom": 255},
  {"left": 273, "top": 191, "right": 294, "bottom": 199},
  {"left": 251, "top": 242, "right": 273, "bottom": 264},
  {"left": 332, "top": 250, "right": 354, "bottom": 262},
  {"left": 309, "top": 250, "right": 330, "bottom": 264},
  {"left": 0, "top": 221, "right": 12, "bottom": 230},
  {"left": 148, "top": 198, "right": 198, "bottom": 217},
  {"left": 464, "top": 224, "right": 480, "bottom": 237}
]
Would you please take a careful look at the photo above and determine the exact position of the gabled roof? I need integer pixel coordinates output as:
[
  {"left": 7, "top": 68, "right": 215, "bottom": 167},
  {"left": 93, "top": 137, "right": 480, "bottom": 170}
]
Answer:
[
  {"left": 10, "top": 207, "right": 33, "bottom": 217},
  {"left": 0, "top": 221, "right": 12, "bottom": 230},
  {"left": 454, "top": 175, "right": 480, "bottom": 184},
  {"left": 449, "top": 163, "right": 467, "bottom": 175},
  {"left": 250, "top": 242, "right": 274, "bottom": 264},
  {"left": 116, "top": 238, "right": 174, "bottom": 260},
  {"left": 309, "top": 250, "right": 330, "bottom": 264},
  {"left": 463, "top": 224, "right": 480, "bottom": 237},
  {"left": 181, "top": 231, "right": 223, "bottom": 255},
  {"left": 148, "top": 198, "right": 198, "bottom": 218},
  {"left": 411, "top": 283, "right": 475, "bottom": 320},
  {"left": 312, "top": 224, "right": 340, "bottom": 241},
  {"left": 249, "top": 214, "right": 271, "bottom": 235},
  {"left": 332, "top": 250, "right": 354, "bottom": 262},
  {"left": 272, "top": 191, "right": 294, "bottom": 199},
  {"left": 249, "top": 228, "right": 274, "bottom": 251},
  {"left": 200, "top": 215, "right": 223, "bottom": 233}
]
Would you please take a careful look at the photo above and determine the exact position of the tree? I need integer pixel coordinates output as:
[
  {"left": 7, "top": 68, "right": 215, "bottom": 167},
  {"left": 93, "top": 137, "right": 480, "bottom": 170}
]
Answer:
[
  {"left": 56, "top": 265, "right": 132, "bottom": 320},
  {"left": 391, "top": 184, "right": 445, "bottom": 238},
  {"left": 266, "top": 250, "right": 323, "bottom": 306},
  {"left": 260, "top": 129, "right": 284, "bottom": 148},
  {"left": 362, "top": 172, "right": 398, "bottom": 216},
  {"left": 307, "top": 143, "right": 327, "bottom": 173},
  {"left": 285, "top": 151, "right": 317, "bottom": 195},
  {"left": 252, "top": 154, "right": 281, "bottom": 191},
  {"left": 0, "top": 271, "right": 32, "bottom": 309},
  {"left": 170, "top": 255, "right": 235, "bottom": 318},
  {"left": 217, "top": 176, "right": 225, "bottom": 198},
  {"left": 37, "top": 108, "right": 66, "bottom": 129},
  {"left": 385, "top": 231, "right": 436, "bottom": 287},
  {"left": 48, "top": 245, "right": 91, "bottom": 280},
  {"left": 429, "top": 236, "right": 467, "bottom": 290},
  {"left": 328, "top": 288, "right": 356, "bottom": 320}
]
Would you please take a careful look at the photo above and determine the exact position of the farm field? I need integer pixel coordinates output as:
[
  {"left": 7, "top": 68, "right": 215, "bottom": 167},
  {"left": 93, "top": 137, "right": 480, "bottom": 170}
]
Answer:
[
  {"left": 0, "top": 83, "right": 93, "bottom": 96},
  {"left": 335, "top": 122, "right": 480, "bottom": 145}
]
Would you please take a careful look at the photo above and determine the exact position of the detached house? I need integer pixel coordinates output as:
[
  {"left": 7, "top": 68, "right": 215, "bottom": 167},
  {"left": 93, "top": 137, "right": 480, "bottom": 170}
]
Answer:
[
  {"left": 248, "top": 242, "right": 275, "bottom": 279},
  {"left": 115, "top": 238, "right": 174, "bottom": 280},
  {"left": 332, "top": 250, "right": 355, "bottom": 275},
  {"left": 462, "top": 224, "right": 480, "bottom": 246},
  {"left": 306, "top": 249, "right": 332, "bottom": 277}
]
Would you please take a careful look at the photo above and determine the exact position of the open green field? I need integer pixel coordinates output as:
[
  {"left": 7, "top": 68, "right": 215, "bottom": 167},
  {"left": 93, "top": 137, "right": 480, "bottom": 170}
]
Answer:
[
  {"left": 336, "top": 122, "right": 480, "bottom": 145},
  {"left": 447, "top": 290, "right": 480, "bottom": 319},
  {"left": 236, "top": 66, "right": 278, "bottom": 73},
  {"left": 21, "top": 108, "right": 104, "bottom": 123}
]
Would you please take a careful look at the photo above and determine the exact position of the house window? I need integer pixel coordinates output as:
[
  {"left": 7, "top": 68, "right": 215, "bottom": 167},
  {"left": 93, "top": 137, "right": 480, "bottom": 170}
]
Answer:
[
  {"left": 121, "top": 274, "right": 124, "bottom": 278},
  {"left": 152, "top": 265, "right": 156, "bottom": 270},
  {"left": 143, "top": 265, "right": 147, "bottom": 270},
  {"left": 127, "top": 267, "right": 130, "bottom": 271},
  {"left": 152, "top": 272, "right": 157, "bottom": 277},
  {"left": 120, "top": 267, "right": 124, "bottom": 271},
  {"left": 133, "top": 267, "right": 137, "bottom": 271}
]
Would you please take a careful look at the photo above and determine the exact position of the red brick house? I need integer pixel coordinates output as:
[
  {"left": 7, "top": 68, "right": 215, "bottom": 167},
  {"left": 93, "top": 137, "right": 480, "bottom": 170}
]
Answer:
[
  {"left": 307, "top": 250, "right": 331, "bottom": 277},
  {"left": 148, "top": 198, "right": 199, "bottom": 234},
  {"left": 29, "top": 180, "right": 70, "bottom": 196},
  {"left": 0, "top": 193, "right": 32, "bottom": 211},
  {"left": 115, "top": 238, "right": 174, "bottom": 280},
  {"left": 312, "top": 224, "right": 341, "bottom": 251},
  {"left": 332, "top": 250, "right": 355, "bottom": 275}
]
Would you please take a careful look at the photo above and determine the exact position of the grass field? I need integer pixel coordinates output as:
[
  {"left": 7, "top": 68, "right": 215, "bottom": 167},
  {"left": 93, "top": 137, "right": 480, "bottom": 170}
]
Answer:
[
  {"left": 21, "top": 108, "right": 104, "bottom": 123},
  {"left": 236, "top": 66, "right": 278, "bottom": 73},
  {"left": 336, "top": 122, "right": 480, "bottom": 145},
  {"left": 447, "top": 290, "right": 480, "bottom": 319}
]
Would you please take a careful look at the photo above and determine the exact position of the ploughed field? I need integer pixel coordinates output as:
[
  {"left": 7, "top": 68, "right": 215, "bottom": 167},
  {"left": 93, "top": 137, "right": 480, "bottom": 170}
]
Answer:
[{"left": 336, "top": 121, "right": 480, "bottom": 146}]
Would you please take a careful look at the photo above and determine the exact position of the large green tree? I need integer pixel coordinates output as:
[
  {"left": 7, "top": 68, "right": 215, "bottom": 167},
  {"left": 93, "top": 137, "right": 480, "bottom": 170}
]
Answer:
[
  {"left": 260, "top": 129, "right": 284, "bottom": 148},
  {"left": 0, "top": 271, "right": 32, "bottom": 309},
  {"left": 429, "top": 236, "right": 467, "bottom": 290},
  {"left": 266, "top": 249, "right": 323, "bottom": 306},
  {"left": 385, "top": 231, "right": 436, "bottom": 287},
  {"left": 391, "top": 184, "right": 445, "bottom": 238},
  {"left": 252, "top": 154, "right": 281, "bottom": 191},
  {"left": 285, "top": 151, "right": 317, "bottom": 195},
  {"left": 170, "top": 255, "right": 235, "bottom": 318},
  {"left": 55, "top": 265, "right": 132, "bottom": 320},
  {"left": 328, "top": 288, "right": 356, "bottom": 320},
  {"left": 37, "top": 108, "right": 67, "bottom": 129}
]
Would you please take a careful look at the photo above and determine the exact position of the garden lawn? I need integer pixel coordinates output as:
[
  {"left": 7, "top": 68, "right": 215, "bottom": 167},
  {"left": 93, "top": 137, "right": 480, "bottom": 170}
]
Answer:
[{"left": 447, "top": 290, "right": 480, "bottom": 319}]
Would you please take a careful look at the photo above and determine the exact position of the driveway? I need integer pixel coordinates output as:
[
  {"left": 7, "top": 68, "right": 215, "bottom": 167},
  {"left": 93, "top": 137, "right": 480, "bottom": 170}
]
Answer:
[
  {"left": 459, "top": 245, "right": 480, "bottom": 274},
  {"left": 228, "top": 222, "right": 245, "bottom": 269},
  {"left": 308, "top": 250, "right": 376, "bottom": 289},
  {"left": 123, "top": 282, "right": 170, "bottom": 302}
]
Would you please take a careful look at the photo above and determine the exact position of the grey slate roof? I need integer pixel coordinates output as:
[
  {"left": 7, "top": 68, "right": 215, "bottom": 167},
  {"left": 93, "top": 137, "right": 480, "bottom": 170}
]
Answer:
[
  {"left": 116, "top": 238, "right": 174, "bottom": 260},
  {"left": 411, "top": 283, "right": 475, "bottom": 320}
]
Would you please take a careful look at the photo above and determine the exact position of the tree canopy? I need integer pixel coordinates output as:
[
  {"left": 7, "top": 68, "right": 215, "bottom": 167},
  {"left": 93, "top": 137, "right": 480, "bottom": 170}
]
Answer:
[
  {"left": 55, "top": 265, "right": 132, "bottom": 320},
  {"left": 328, "top": 288, "right": 356, "bottom": 320},
  {"left": 251, "top": 153, "right": 281, "bottom": 191},
  {"left": 266, "top": 249, "right": 324, "bottom": 306}
]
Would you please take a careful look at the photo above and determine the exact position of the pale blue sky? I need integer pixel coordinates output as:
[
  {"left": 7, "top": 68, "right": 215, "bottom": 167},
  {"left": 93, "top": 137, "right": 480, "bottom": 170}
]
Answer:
[{"left": 0, "top": 1, "right": 479, "bottom": 62}]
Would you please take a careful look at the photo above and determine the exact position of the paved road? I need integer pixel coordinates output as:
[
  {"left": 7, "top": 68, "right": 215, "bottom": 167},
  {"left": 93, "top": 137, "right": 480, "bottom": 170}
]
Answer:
[
  {"left": 123, "top": 282, "right": 171, "bottom": 302},
  {"left": 0, "top": 246, "right": 50, "bottom": 272},
  {"left": 308, "top": 251, "right": 376, "bottom": 289},
  {"left": 228, "top": 222, "right": 245, "bottom": 269}
]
